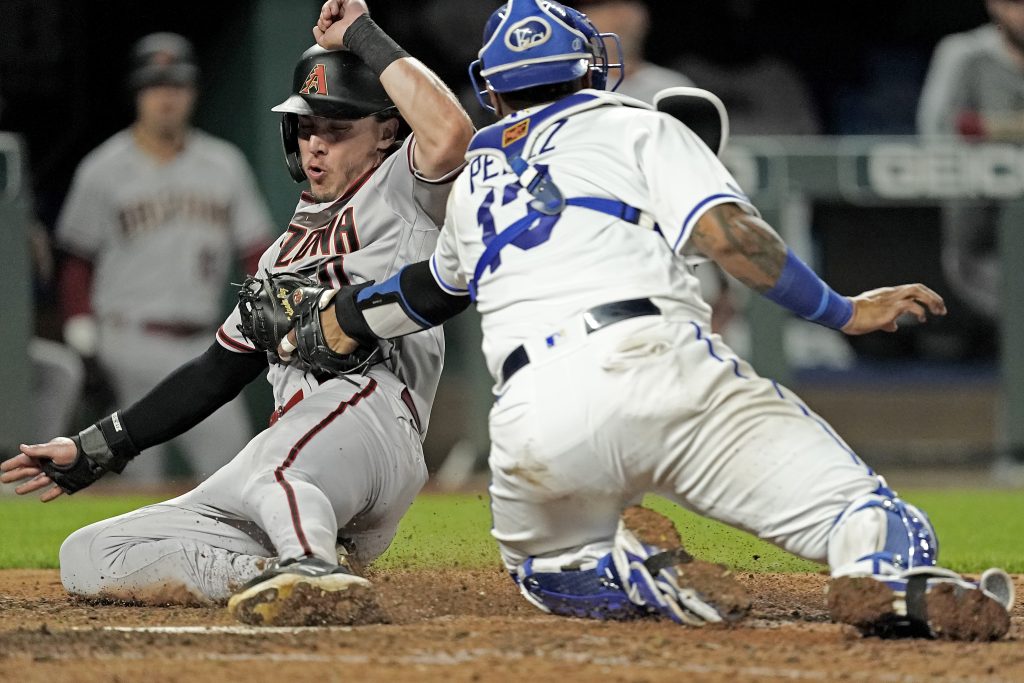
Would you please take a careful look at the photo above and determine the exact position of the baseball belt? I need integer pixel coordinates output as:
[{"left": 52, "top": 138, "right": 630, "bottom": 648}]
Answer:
[{"left": 500, "top": 297, "right": 661, "bottom": 383}]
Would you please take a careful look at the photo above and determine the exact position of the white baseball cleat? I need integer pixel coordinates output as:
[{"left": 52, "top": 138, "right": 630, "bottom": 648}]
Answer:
[{"left": 227, "top": 556, "right": 381, "bottom": 626}]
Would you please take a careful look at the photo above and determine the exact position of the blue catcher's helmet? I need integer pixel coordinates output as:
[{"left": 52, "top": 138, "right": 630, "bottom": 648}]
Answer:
[{"left": 469, "top": 0, "right": 623, "bottom": 112}]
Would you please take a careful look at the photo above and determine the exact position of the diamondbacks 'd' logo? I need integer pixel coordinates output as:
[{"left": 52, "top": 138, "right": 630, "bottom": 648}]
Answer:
[
  {"left": 299, "top": 64, "right": 329, "bottom": 96},
  {"left": 505, "top": 17, "right": 552, "bottom": 52},
  {"left": 503, "top": 119, "right": 531, "bottom": 147}
]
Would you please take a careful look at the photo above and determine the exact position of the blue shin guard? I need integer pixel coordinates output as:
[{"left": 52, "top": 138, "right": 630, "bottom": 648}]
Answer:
[
  {"left": 828, "top": 487, "right": 1014, "bottom": 639},
  {"left": 829, "top": 487, "right": 939, "bottom": 575}
]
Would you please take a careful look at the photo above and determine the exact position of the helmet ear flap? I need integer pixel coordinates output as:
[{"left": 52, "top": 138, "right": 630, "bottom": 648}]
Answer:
[{"left": 280, "top": 114, "right": 306, "bottom": 183}]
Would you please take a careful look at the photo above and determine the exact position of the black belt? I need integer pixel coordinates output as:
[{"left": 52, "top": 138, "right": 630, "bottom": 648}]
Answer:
[{"left": 500, "top": 298, "right": 661, "bottom": 383}]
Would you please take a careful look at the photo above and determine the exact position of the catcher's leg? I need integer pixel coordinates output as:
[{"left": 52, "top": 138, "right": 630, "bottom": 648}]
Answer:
[
  {"left": 59, "top": 498, "right": 271, "bottom": 604},
  {"left": 488, "top": 338, "right": 748, "bottom": 625}
]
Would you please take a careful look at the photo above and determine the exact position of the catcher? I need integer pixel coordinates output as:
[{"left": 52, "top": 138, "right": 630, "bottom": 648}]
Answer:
[{"left": 1, "top": 0, "right": 472, "bottom": 625}]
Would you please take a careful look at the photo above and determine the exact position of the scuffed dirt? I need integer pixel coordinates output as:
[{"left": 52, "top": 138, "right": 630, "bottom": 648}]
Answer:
[{"left": 1, "top": 569, "right": 1023, "bottom": 683}]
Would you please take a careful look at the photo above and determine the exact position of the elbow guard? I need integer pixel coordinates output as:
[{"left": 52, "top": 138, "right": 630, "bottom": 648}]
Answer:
[{"left": 334, "top": 261, "right": 470, "bottom": 341}]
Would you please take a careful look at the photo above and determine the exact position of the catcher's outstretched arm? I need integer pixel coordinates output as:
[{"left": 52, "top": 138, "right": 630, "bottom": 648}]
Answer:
[
  {"left": 334, "top": 260, "right": 470, "bottom": 345},
  {"left": 690, "top": 202, "right": 947, "bottom": 334}
]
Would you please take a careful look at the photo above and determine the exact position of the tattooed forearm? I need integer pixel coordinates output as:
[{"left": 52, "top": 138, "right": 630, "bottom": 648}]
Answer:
[{"left": 691, "top": 204, "right": 787, "bottom": 293}]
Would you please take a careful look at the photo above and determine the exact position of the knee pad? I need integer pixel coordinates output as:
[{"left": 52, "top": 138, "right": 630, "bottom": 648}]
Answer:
[
  {"left": 828, "top": 487, "right": 938, "bottom": 576},
  {"left": 513, "top": 555, "right": 644, "bottom": 620}
]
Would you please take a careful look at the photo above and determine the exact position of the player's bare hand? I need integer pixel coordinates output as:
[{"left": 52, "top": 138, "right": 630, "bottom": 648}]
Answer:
[
  {"left": 313, "top": 0, "right": 369, "bottom": 50},
  {"left": 841, "top": 284, "right": 946, "bottom": 335},
  {"left": 278, "top": 302, "right": 359, "bottom": 360},
  {"left": 1, "top": 438, "right": 78, "bottom": 502}
]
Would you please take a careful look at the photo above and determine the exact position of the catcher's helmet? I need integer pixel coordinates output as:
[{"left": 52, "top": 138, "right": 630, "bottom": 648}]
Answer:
[
  {"left": 273, "top": 45, "right": 398, "bottom": 182},
  {"left": 128, "top": 33, "right": 199, "bottom": 91},
  {"left": 469, "top": 0, "right": 623, "bottom": 112}
]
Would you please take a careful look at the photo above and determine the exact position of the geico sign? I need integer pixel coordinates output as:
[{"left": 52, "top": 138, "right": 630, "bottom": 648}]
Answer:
[{"left": 867, "top": 143, "right": 1024, "bottom": 199}]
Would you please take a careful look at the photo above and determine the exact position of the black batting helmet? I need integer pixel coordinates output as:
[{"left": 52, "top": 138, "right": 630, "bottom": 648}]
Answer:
[
  {"left": 273, "top": 45, "right": 397, "bottom": 182},
  {"left": 128, "top": 33, "right": 199, "bottom": 91}
]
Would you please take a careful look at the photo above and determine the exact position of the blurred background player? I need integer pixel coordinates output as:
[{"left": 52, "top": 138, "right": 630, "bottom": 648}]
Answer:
[
  {"left": 0, "top": 74, "right": 85, "bottom": 450},
  {"left": 918, "top": 0, "right": 1024, "bottom": 477},
  {"left": 672, "top": 0, "right": 821, "bottom": 136},
  {"left": 55, "top": 32, "right": 274, "bottom": 485},
  {"left": 563, "top": 0, "right": 693, "bottom": 102},
  {"left": 917, "top": 0, "right": 1024, "bottom": 326}
]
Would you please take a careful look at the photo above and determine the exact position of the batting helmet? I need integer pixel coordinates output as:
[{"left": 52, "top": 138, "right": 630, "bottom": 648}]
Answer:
[
  {"left": 469, "top": 0, "right": 623, "bottom": 112},
  {"left": 273, "top": 46, "right": 398, "bottom": 182},
  {"left": 128, "top": 33, "right": 199, "bottom": 91}
]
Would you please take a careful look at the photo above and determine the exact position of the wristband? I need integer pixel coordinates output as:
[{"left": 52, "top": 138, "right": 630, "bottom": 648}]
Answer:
[
  {"left": 344, "top": 15, "right": 410, "bottom": 77},
  {"left": 763, "top": 249, "right": 853, "bottom": 330},
  {"left": 93, "top": 412, "right": 141, "bottom": 472}
]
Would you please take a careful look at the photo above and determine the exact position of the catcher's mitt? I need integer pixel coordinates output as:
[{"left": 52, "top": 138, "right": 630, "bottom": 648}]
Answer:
[
  {"left": 237, "top": 272, "right": 380, "bottom": 376},
  {"left": 291, "top": 284, "right": 382, "bottom": 377},
  {"left": 237, "top": 271, "right": 323, "bottom": 356}
]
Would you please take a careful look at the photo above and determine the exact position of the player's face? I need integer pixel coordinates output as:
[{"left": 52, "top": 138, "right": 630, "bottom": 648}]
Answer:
[
  {"left": 135, "top": 85, "right": 196, "bottom": 138},
  {"left": 991, "top": 0, "right": 1024, "bottom": 54},
  {"left": 296, "top": 115, "right": 396, "bottom": 202}
]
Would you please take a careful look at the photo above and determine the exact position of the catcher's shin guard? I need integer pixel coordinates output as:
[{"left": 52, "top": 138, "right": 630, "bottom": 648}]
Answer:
[
  {"left": 610, "top": 506, "right": 750, "bottom": 626},
  {"left": 828, "top": 487, "right": 939, "bottom": 575},
  {"left": 514, "top": 555, "right": 645, "bottom": 620}
]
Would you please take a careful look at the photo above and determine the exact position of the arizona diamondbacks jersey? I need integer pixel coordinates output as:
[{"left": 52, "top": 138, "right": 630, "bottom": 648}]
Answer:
[
  {"left": 57, "top": 129, "right": 273, "bottom": 326},
  {"left": 218, "top": 137, "right": 453, "bottom": 433},
  {"left": 429, "top": 90, "right": 756, "bottom": 381}
]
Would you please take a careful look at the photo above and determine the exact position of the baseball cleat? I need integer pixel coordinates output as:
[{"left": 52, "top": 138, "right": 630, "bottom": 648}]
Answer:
[
  {"left": 227, "top": 556, "right": 381, "bottom": 626},
  {"left": 828, "top": 566, "right": 1014, "bottom": 640},
  {"left": 612, "top": 506, "right": 751, "bottom": 626}
]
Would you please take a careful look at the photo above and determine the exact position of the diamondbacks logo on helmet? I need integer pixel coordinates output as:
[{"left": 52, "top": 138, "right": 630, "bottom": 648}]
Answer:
[
  {"left": 299, "top": 64, "right": 329, "bottom": 96},
  {"left": 505, "top": 17, "right": 553, "bottom": 52}
]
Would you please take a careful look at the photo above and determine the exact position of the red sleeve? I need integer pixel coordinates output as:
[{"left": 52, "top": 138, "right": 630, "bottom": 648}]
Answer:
[{"left": 60, "top": 254, "right": 94, "bottom": 320}]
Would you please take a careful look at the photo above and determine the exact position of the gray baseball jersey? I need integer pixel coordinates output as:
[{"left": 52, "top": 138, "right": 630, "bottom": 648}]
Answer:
[
  {"left": 58, "top": 136, "right": 460, "bottom": 602},
  {"left": 219, "top": 136, "right": 453, "bottom": 434},
  {"left": 57, "top": 128, "right": 273, "bottom": 326},
  {"left": 56, "top": 128, "right": 273, "bottom": 483}
]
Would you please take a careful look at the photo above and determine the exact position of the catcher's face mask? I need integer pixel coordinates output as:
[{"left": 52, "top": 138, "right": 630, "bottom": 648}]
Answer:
[{"left": 468, "top": 0, "right": 624, "bottom": 113}]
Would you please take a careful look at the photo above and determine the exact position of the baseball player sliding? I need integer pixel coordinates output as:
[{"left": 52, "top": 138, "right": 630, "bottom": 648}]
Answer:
[
  {"left": 2, "top": 0, "right": 472, "bottom": 625},
  {"left": 284, "top": 0, "right": 1015, "bottom": 639}
]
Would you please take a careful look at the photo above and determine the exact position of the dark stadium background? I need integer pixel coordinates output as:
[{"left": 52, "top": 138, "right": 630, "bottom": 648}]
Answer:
[{"left": 0, "top": 0, "right": 1005, "bottom": 471}]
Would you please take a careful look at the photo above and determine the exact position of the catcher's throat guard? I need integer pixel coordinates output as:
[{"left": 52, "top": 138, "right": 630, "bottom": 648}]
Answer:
[{"left": 653, "top": 87, "right": 730, "bottom": 156}]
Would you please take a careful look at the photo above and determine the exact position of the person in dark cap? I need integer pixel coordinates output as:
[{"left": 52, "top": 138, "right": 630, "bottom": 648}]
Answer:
[{"left": 52, "top": 32, "right": 275, "bottom": 486}]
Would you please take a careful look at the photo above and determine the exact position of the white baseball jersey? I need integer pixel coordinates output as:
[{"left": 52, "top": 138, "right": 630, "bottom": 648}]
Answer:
[
  {"left": 218, "top": 136, "right": 453, "bottom": 433},
  {"left": 423, "top": 90, "right": 885, "bottom": 578},
  {"left": 57, "top": 128, "right": 273, "bottom": 326},
  {"left": 429, "top": 90, "right": 755, "bottom": 382}
]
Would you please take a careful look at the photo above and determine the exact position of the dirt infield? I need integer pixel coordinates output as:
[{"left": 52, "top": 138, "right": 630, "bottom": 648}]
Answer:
[{"left": 1, "top": 569, "right": 1021, "bottom": 683}]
